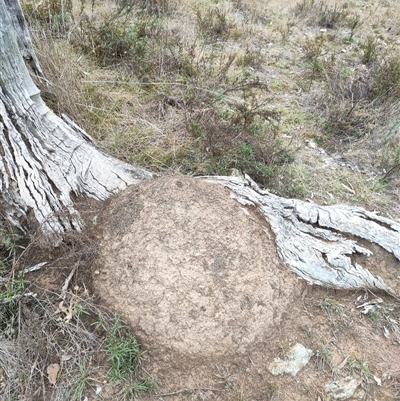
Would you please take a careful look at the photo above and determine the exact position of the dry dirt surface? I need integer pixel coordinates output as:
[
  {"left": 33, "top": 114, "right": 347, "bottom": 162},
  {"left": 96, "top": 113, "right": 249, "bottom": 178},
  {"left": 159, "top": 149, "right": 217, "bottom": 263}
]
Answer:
[{"left": 93, "top": 176, "right": 400, "bottom": 400}]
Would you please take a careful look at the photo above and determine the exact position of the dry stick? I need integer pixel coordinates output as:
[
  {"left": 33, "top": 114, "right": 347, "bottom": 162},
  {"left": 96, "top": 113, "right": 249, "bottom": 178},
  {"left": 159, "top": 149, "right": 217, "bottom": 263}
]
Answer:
[
  {"left": 23, "top": 261, "right": 47, "bottom": 274},
  {"left": 155, "top": 388, "right": 225, "bottom": 397},
  {"left": 60, "top": 263, "right": 79, "bottom": 300},
  {"left": 382, "top": 163, "right": 400, "bottom": 180},
  {"left": 1, "top": 292, "right": 37, "bottom": 304}
]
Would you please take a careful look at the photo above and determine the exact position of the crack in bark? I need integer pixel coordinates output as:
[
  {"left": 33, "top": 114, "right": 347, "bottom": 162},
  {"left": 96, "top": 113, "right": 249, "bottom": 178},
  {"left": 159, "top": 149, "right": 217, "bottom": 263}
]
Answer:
[{"left": 205, "top": 175, "right": 400, "bottom": 295}]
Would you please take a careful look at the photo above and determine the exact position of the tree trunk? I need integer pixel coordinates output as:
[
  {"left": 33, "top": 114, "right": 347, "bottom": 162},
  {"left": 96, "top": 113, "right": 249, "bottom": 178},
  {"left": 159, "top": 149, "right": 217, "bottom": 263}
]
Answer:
[{"left": 0, "top": 0, "right": 151, "bottom": 234}]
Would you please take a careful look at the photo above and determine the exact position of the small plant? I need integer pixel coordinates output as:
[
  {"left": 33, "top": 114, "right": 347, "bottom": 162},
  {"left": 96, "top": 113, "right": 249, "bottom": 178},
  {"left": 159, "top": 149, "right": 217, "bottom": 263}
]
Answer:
[
  {"left": 73, "top": 301, "right": 90, "bottom": 319},
  {"left": 361, "top": 36, "right": 378, "bottom": 65},
  {"left": 346, "top": 357, "right": 372, "bottom": 383},
  {"left": 320, "top": 295, "right": 349, "bottom": 330},
  {"left": 0, "top": 229, "right": 24, "bottom": 267},
  {"left": 215, "top": 365, "right": 235, "bottom": 388},
  {"left": 316, "top": 60, "right": 372, "bottom": 139},
  {"left": 104, "top": 315, "right": 145, "bottom": 381},
  {"left": 118, "top": 377, "right": 157, "bottom": 400},
  {"left": 321, "top": 296, "right": 345, "bottom": 315},
  {"left": 0, "top": 275, "right": 28, "bottom": 338},
  {"left": 0, "top": 229, "right": 26, "bottom": 339},
  {"left": 303, "top": 33, "right": 327, "bottom": 82},
  {"left": 380, "top": 119, "right": 400, "bottom": 180},
  {"left": 262, "top": 382, "right": 278, "bottom": 400},
  {"left": 133, "top": 0, "right": 172, "bottom": 16},
  {"left": 236, "top": 46, "right": 265, "bottom": 69},
  {"left": 369, "top": 55, "right": 400, "bottom": 103},
  {"left": 278, "top": 340, "right": 293, "bottom": 359},
  {"left": 76, "top": 16, "right": 154, "bottom": 66},
  {"left": 316, "top": 345, "right": 332, "bottom": 370},
  {"left": 22, "top": 0, "right": 72, "bottom": 31},
  {"left": 70, "top": 361, "right": 93, "bottom": 401},
  {"left": 196, "top": 7, "right": 235, "bottom": 41},
  {"left": 294, "top": 0, "right": 352, "bottom": 30}
]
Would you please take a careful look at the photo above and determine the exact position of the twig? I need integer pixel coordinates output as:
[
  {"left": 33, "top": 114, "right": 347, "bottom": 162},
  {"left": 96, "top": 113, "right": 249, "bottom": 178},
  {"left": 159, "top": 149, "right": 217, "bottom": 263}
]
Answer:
[
  {"left": 155, "top": 387, "right": 225, "bottom": 397},
  {"left": 60, "top": 263, "right": 79, "bottom": 300},
  {"left": 1, "top": 292, "right": 37, "bottom": 304},
  {"left": 23, "top": 262, "right": 47, "bottom": 274},
  {"left": 382, "top": 163, "right": 400, "bottom": 180}
]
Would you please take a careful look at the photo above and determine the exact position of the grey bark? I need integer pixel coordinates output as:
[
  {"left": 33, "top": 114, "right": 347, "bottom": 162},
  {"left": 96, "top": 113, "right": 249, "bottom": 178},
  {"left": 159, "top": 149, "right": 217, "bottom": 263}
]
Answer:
[
  {"left": 206, "top": 174, "right": 400, "bottom": 294},
  {"left": 0, "top": 0, "right": 151, "bottom": 233}
]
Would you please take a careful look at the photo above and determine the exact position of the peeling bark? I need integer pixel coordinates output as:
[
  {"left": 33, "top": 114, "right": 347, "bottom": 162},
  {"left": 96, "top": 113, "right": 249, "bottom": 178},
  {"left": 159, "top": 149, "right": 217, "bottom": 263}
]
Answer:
[
  {"left": 0, "top": 0, "right": 151, "bottom": 233},
  {"left": 207, "top": 174, "right": 400, "bottom": 294}
]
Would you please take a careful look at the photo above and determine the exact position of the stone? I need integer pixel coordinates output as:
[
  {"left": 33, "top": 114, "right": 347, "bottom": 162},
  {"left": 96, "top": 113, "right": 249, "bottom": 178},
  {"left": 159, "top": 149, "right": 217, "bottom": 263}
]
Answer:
[
  {"left": 325, "top": 376, "right": 360, "bottom": 399},
  {"left": 268, "top": 343, "right": 313, "bottom": 376}
]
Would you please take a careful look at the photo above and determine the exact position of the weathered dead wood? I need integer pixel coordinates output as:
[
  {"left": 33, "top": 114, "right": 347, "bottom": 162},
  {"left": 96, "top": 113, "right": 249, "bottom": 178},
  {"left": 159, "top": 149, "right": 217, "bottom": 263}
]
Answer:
[
  {"left": 206, "top": 174, "right": 400, "bottom": 294},
  {"left": 0, "top": 0, "right": 151, "bottom": 233}
]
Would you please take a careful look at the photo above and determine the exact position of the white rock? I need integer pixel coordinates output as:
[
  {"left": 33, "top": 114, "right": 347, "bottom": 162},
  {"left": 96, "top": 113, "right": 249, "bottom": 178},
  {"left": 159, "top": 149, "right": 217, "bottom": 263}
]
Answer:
[
  {"left": 269, "top": 343, "right": 313, "bottom": 376},
  {"left": 325, "top": 376, "right": 360, "bottom": 399}
]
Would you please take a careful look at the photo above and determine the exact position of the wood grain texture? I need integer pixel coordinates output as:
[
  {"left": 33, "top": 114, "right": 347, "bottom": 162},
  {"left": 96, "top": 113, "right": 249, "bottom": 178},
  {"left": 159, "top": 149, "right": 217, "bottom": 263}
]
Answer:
[
  {"left": 206, "top": 174, "right": 400, "bottom": 294},
  {"left": 0, "top": 0, "right": 151, "bottom": 233}
]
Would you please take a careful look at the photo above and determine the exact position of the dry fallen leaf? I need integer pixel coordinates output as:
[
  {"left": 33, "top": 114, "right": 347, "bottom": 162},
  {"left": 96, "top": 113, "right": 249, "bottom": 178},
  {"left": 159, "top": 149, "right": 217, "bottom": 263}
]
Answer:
[
  {"left": 58, "top": 300, "right": 73, "bottom": 323},
  {"left": 60, "top": 353, "right": 73, "bottom": 362},
  {"left": 47, "top": 363, "right": 60, "bottom": 385}
]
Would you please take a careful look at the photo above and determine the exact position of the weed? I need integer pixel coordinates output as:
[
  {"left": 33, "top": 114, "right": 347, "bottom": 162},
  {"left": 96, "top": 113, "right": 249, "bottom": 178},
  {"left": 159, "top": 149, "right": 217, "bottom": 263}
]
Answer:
[
  {"left": 278, "top": 340, "right": 293, "bottom": 359},
  {"left": 70, "top": 361, "right": 93, "bottom": 401},
  {"left": 118, "top": 376, "right": 157, "bottom": 400},
  {"left": 0, "top": 275, "right": 28, "bottom": 339},
  {"left": 320, "top": 295, "right": 350, "bottom": 331},
  {"left": 215, "top": 365, "right": 235, "bottom": 389},
  {"left": 379, "top": 118, "right": 400, "bottom": 179},
  {"left": 236, "top": 46, "right": 265, "bottom": 69},
  {"left": 132, "top": 0, "right": 173, "bottom": 16},
  {"left": 276, "top": 21, "right": 291, "bottom": 43},
  {"left": 367, "top": 307, "right": 384, "bottom": 323},
  {"left": 0, "top": 229, "right": 24, "bottom": 267},
  {"left": 22, "top": 0, "right": 72, "bottom": 31},
  {"left": 316, "top": 345, "right": 332, "bottom": 371},
  {"left": 24, "top": 0, "right": 297, "bottom": 195},
  {"left": 361, "top": 36, "right": 378, "bottom": 65},
  {"left": 0, "top": 282, "right": 153, "bottom": 401},
  {"left": 104, "top": 315, "right": 145, "bottom": 381},
  {"left": 294, "top": 0, "right": 355, "bottom": 30},
  {"left": 196, "top": 7, "right": 235, "bottom": 41},
  {"left": 320, "top": 63, "right": 371, "bottom": 138},
  {"left": 0, "top": 229, "right": 26, "bottom": 339},
  {"left": 262, "top": 382, "right": 278, "bottom": 400},
  {"left": 303, "top": 33, "right": 327, "bottom": 82},
  {"left": 75, "top": 15, "right": 156, "bottom": 66},
  {"left": 73, "top": 301, "right": 90, "bottom": 319},
  {"left": 346, "top": 357, "right": 372, "bottom": 383},
  {"left": 369, "top": 55, "right": 400, "bottom": 103}
]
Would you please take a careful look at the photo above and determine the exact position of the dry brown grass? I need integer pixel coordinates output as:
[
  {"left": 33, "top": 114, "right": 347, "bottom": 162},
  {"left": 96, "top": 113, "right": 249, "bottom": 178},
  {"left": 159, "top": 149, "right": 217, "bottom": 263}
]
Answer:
[{"left": 23, "top": 0, "right": 400, "bottom": 210}]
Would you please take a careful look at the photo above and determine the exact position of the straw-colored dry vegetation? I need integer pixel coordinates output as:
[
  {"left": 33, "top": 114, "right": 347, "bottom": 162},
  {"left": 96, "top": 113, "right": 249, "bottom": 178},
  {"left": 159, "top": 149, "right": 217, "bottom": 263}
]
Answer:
[
  {"left": 2, "top": 0, "right": 400, "bottom": 399},
  {"left": 20, "top": 0, "right": 400, "bottom": 208}
]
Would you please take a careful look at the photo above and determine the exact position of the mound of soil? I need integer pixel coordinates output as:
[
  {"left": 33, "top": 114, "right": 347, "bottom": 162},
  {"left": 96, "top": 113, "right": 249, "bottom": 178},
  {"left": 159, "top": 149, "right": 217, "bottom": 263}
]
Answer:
[
  {"left": 92, "top": 177, "right": 400, "bottom": 399},
  {"left": 93, "top": 178, "right": 299, "bottom": 375}
]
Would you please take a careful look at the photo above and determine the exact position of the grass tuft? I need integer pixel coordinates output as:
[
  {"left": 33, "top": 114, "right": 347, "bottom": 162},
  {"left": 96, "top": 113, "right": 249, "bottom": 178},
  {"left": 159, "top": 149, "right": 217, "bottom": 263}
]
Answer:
[{"left": 103, "top": 315, "right": 145, "bottom": 381}]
